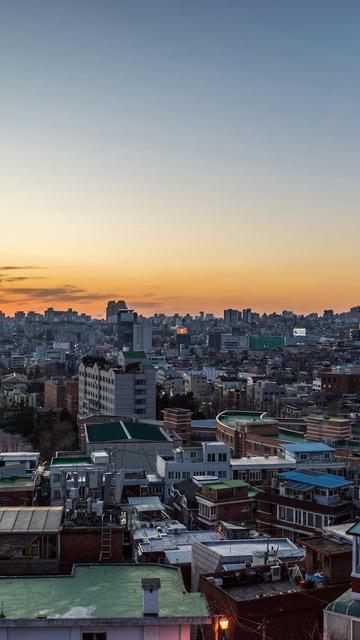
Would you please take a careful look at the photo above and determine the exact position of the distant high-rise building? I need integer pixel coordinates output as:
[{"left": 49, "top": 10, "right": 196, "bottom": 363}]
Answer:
[
  {"left": 133, "top": 319, "right": 152, "bottom": 351},
  {"left": 117, "top": 308, "right": 137, "bottom": 349},
  {"left": 224, "top": 309, "right": 240, "bottom": 325},
  {"left": 324, "top": 309, "right": 334, "bottom": 319},
  {"left": 242, "top": 308, "right": 252, "bottom": 324},
  {"left": 106, "top": 299, "right": 127, "bottom": 323}
]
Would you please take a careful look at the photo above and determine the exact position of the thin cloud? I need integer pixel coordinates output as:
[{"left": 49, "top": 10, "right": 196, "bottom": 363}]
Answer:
[{"left": 0, "top": 265, "right": 44, "bottom": 271}]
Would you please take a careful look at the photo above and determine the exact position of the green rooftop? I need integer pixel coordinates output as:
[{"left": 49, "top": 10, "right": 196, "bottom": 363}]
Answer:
[
  {"left": 123, "top": 351, "right": 146, "bottom": 359},
  {"left": 204, "top": 479, "right": 262, "bottom": 497},
  {"left": 217, "top": 411, "right": 266, "bottom": 429},
  {"left": 52, "top": 456, "right": 93, "bottom": 466},
  {"left": 326, "top": 589, "right": 360, "bottom": 617},
  {"left": 123, "top": 421, "right": 167, "bottom": 442},
  {"left": 86, "top": 421, "right": 168, "bottom": 443},
  {"left": 0, "top": 564, "right": 209, "bottom": 621}
]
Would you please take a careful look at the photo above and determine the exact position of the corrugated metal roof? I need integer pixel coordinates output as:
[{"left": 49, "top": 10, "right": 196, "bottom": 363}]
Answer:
[
  {"left": 280, "top": 471, "right": 352, "bottom": 489},
  {"left": 0, "top": 507, "right": 63, "bottom": 533}
]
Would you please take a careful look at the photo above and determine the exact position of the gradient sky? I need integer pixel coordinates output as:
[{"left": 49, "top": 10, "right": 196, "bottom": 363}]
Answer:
[{"left": 1, "top": 0, "right": 360, "bottom": 316}]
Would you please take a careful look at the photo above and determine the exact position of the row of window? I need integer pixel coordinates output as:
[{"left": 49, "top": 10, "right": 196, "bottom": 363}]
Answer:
[
  {"left": 278, "top": 506, "right": 330, "bottom": 529},
  {"left": 207, "top": 453, "right": 227, "bottom": 462},
  {"left": 168, "top": 469, "right": 227, "bottom": 480}
]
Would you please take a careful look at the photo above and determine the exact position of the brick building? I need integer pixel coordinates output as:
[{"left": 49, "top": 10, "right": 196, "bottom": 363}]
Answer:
[{"left": 196, "top": 480, "right": 260, "bottom": 529}]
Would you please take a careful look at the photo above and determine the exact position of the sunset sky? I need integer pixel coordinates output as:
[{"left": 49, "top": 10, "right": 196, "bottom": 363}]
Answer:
[{"left": 1, "top": 1, "right": 360, "bottom": 317}]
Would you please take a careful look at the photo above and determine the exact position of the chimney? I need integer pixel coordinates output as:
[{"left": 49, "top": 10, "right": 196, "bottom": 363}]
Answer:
[{"left": 142, "top": 578, "right": 161, "bottom": 616}]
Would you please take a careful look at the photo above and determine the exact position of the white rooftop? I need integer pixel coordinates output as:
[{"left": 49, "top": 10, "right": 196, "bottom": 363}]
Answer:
[
  {"left": 231, "top": 456, "right": 296, "bottom": 468},
  {"left": 201, "top": 538, "right": 304, "bottom": 560}
]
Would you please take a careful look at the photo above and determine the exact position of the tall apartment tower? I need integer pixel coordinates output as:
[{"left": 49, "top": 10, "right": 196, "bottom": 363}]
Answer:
[
  {"left": 133, "top": 319, "right": 153, "bottom": 351},
  {"left": 78, "top": 358, "right": 156, "bottom": 420},
  {"left": 106, "top": 300, "right": 128, "bottom": 323}
]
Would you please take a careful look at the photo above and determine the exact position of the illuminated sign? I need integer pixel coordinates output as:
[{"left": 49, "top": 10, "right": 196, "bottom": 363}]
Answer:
[
  {"left": 176, "top": 327, "right": 188, "bottom": 335},
  {"left": 293, "top": 328, "right": 307, "bottom": 337}
]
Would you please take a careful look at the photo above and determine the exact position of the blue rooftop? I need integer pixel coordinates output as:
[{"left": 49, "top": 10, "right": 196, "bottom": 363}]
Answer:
[
  {"left": 282, "top": 443, "right": 335, "bottom": 453},
  {"left": 280, "top": 471, "right": 352, "bottom": 489}
]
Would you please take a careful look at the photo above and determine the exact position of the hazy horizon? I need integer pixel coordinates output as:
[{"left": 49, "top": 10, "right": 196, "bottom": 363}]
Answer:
[{"left": 1, "top": 1, "right": 360, "bottom": 315}]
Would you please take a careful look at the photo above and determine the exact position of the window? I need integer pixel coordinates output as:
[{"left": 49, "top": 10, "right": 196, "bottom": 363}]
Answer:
[
  {"left": 315, "top": 514, "right": 322, "bottom": 529},
  {"left": 307, "top": 512, "right": 314, "bottom": 528},
  {"left": 207, "top": 453, "right": 216, "bottom": 462},
  {"left": 218, "top": 453, "right": 227, "bottom": 462},
  {"left": 82, "top": 634, "right": 107, "bottom": 640},
  {"left": 299, "top": 453, "right": 308, "bottom": 460},
  {"left": 190, "top": 451, "right": 197, "bottom": 459}
]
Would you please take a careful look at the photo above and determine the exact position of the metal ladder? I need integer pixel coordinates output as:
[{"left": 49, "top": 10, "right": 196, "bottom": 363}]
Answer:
[{"left": 100, "top": 524, "right": 112, "bottom": 562}]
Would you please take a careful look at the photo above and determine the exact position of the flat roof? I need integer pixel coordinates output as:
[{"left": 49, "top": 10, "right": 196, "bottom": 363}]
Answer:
[
  {"left": 51, "top": 456, "right": 93, "bottom": 466},
  {"left": 135, "top": 529, "right": 221, "bottom": 554},
  {"left": 282, "top": 443, "right": 335, "bottom": 453},
  {"left": 301, "top": 535, "right": 351, "bottom": 554},
  {"left": 0, "top": 507, "right": 63, "bottom": 533},
  {"left": 0, "top": 564, "right": 209, "bottom": 620},
  {"left": 231, "top": 456, "right": 295, "bottom": 468},
  {"left": 280, "top": 470, "right": 352, "bottom": 489},
  {"left": 85, "top": 421, "right": 168, "bottom": 443},
  {"left": 216, "top": 411, "right": 267, "bottom": 429},
  {"left": 199, "top": 538, "right": 303, "bottom": 559},
  {"left": 204, "top": 479, "right": 249, "bottom": 490}
]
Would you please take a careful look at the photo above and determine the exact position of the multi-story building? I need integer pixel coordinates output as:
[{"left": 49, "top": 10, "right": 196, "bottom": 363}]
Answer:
[
  {"left": 256, "top": 470, "right": 355, "bottom": 542},
  {"left": 183, "top": 373, "right": 208, "bottom": 400},
  {"left": 157, "top": 441, "right": 231, "bottom": 493},
  {"left": 196, "top": 479, "right": 260, "bottom": 529},
  {"left": 216, "top": 410, "right": 278, "bottom": 457},
  {"left": 162, "top": 407, "right": 192, "bottom": 445},
  {"left": 44, "top": 378, "right": 79, "bottom": 417},
  {"left": 305, "top": 415, "right": 354, "bottom": 442},
  {"left": 78, "top": 357, "right": 156, "bottom": 420},
  {"left": 133, "top": 319, "right": 152, "bottom": 351}
]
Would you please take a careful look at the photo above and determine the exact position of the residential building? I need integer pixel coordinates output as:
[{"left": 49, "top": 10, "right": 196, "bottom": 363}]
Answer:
[
  {"left": 0, "top": 564, "right": 210, "bottom": 639},
  {"left": 78, "top": 357, "right": 156, "bottom": 420},
  {"left": 84, "top": 420, "right": 181, "bottom": 473},
  {"left": 196, "top": 479, "right": 261, "bottom": 529},
  {"left": 162, "top": 407, "right": 192, "bottom": 446},
  {"left": 305, "top": 415, "right": 353, "bottom": 442},
  {"left": 156, "top": 441, "right": 231, "bottom": 493},
  {"left": 256, "top": 471, "right": 356, "bottom": 542}
]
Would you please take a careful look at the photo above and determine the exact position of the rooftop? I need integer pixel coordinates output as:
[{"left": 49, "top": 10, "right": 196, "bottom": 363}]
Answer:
[
  {"left": 199, "top": 538, "right": 303, "bottom": 560},
  {"left": 231, "top": 455, "right": 295, "bottom": 468},
  {"left": 51, "top": 456, "right": 93, "bottom": 466},
  {"left": 85, "top": 421, "right": 168, "bottom": 443},
  {"left": 0, "top": 477, "right": 34, "bottom": 489},
  {"left": 326, "top": 589, "right": 360, "bottom": 617},
  {"left": 0, "top": 507, "right": 63, "bottom": 533},
  {"left": 282, "top": 443, "right": 335, "bottom": 453},
  {"left": 0, "top": 564, "right": 209, "bottom": 621},
  {"left": 280, "top": 470, "right": 353, "bottom": 489},
  {"left": 300, "top": 535, "right": 351, "bottom": 555},
  {"left": 216, "top": 410, "right": 267, "bottom": 429},
  {"left": 134, "top": 528, "right": 221, "bottom": 554}
]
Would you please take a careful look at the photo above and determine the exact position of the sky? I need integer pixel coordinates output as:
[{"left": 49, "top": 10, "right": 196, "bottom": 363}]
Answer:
[{"left": 1, "top": 0, "right": 360, "bottom": 317}]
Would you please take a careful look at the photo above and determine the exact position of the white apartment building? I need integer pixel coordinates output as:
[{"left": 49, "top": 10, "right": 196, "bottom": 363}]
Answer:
[
  {"left": 133, "top": 319, "right": 153, "bottom": 351},
  {"left": 157, "top": 441, "right": 231, "bottom": 493},
  {"left": 78, "top": 359, "right": 156, "bottom": 420}
]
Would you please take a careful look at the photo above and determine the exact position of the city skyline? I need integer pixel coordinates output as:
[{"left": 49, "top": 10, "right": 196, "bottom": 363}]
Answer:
[{"left": 1, "top": 1, "right": 360, "bottom": 315}]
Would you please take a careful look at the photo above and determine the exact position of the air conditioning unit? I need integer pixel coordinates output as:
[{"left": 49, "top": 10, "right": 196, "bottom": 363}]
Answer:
[{"left": 270, "top": 565, "right": 281, "bottom": 582}]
